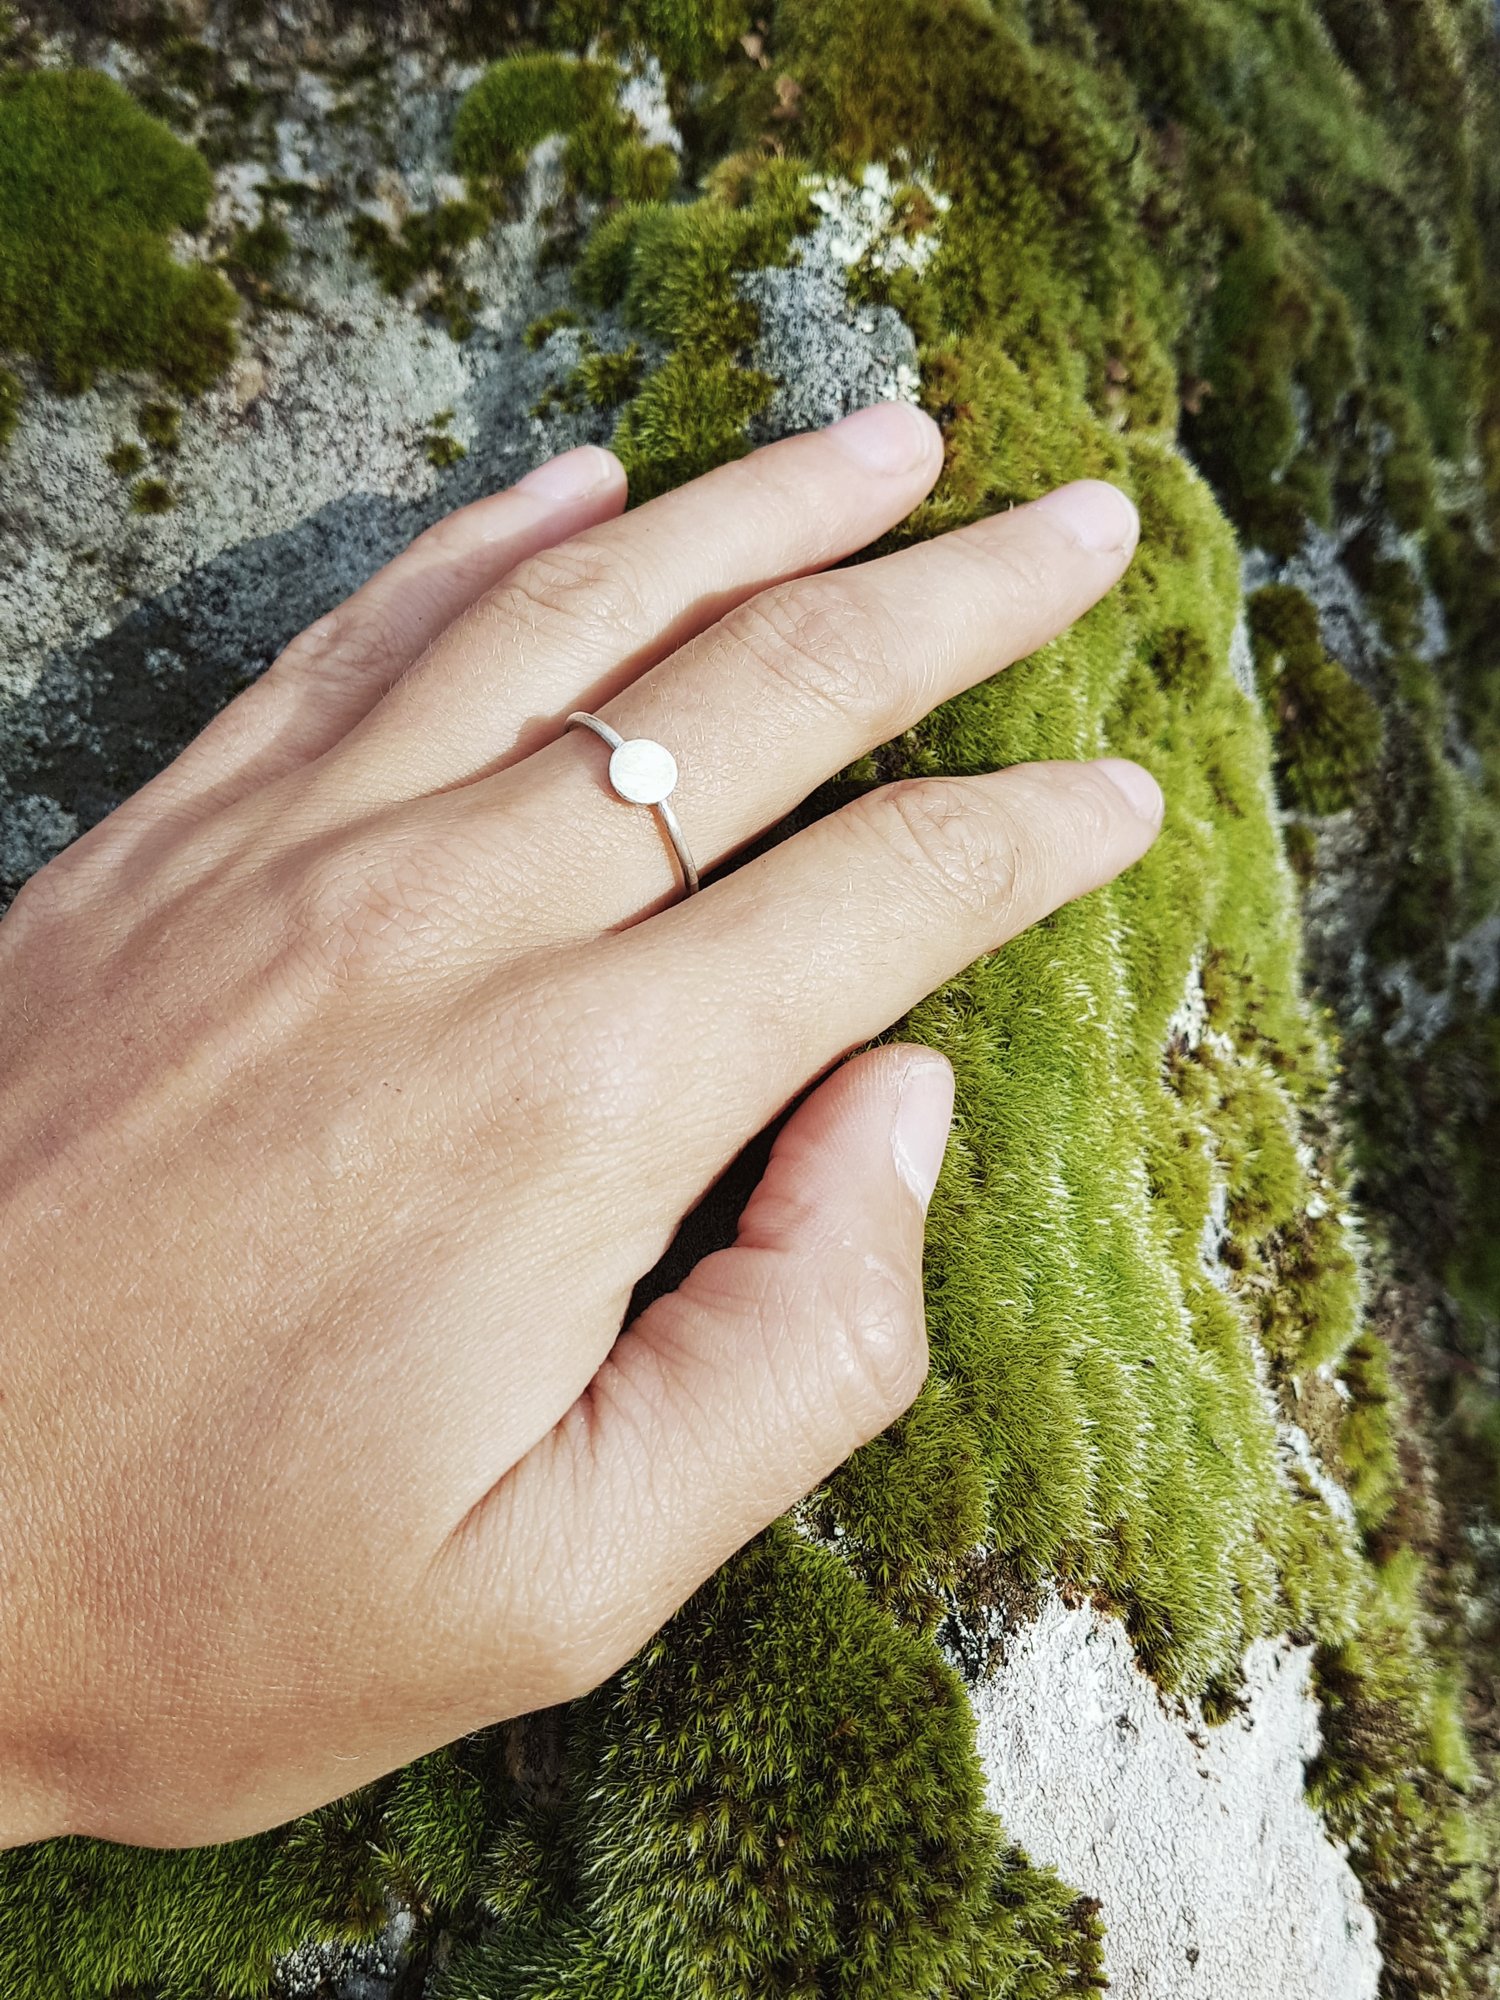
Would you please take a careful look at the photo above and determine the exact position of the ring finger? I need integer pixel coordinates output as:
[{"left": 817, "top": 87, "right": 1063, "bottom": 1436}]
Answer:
[{"left": 451, "top": 477, "right": 1140, "bottom": 939}]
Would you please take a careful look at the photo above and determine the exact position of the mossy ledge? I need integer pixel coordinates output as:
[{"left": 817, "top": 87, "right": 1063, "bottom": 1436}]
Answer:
[{"left": 0, "top": 0, "right": 1496, "bottom": 1994}]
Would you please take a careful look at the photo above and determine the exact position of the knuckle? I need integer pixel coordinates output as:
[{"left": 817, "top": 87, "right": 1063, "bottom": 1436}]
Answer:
[
  {"left": 727, "top": 578, "right": 896, "bottom": 727},
  {"left": 493, "top": 535, "right": 647, "bottom": 643},
  {"left": 4, "top": 841, "right": 96, "bottom": 937},
  {"left": 484, "top": 952, "right": 659, "bottom": 1145},
  {"left": 832, "top": 1249, "right": 929, "bottom": 1420},
  {"left": 869, "top": 778, "right": 1020, "bottom": 916},
  {"left": 269, "top": 604, "right": 402, "bottom": 696},
  {"left": 940, "top": 515, "right": 1061, "bottom": 613},
  {"left": 971, "top": 531, "right": 1055, "bottom": 607},
  {"left": 268, "top": 611, "right": 343, "bottom": 683},
  {"left": 289, "top": 830, "right": 473, "bottom": 984},
  {"left": 551, "top": 1002, "right": 658, "bottom": 1138},
  {"left": 269, "top": 608, "right": 343, "bottom": 676},
  {"left": 5, "top": 859, "right": 68, "bottom": 933}
]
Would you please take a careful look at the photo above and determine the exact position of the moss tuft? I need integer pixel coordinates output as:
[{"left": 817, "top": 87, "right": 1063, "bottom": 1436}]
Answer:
[
  {"left": 524, "top": 305, "right": 583, "bottom": 350},
  {"left": 576, "top": 340, "right": 646, "bottom": 409},
  {"left": 543, "top": 0, "right": 753, "bottom": 81},
  {"left": 138, "top": 400, "right": 182, "bottom": 454},
  {"left": 1248, "top": 585, "right": 1385, "bottom": 815},
  {"left": 104, "top": 440, "right": 147, "bottom": 480},
  {"left": 422, "top": 410, "right": 469, "bottom": 469},
  {"left": 0, "top": 70, "right": 236, "bottom": 398},
  {"left": 129, "top": 476, "right": 177, "bottom": 515},
  {"left": 442, "top": 1527, "right": 1106, "bottom": 1999},
  {"left": 454, "top": 53, "right": 583, "bottom": 170},
  {"left": 221, "top": 216, "right": 296, "bottom": 310},
  {"left": 348, "top": 200, "right": 489, "bottom": 338},
  {"left": 453, "top": 54, "right": 677, "bottom": 203}
]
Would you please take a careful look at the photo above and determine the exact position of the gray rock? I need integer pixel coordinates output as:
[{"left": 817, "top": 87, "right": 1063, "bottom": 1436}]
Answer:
[{"left": 272, "top": 1902, "right": 418, "bottom": 2000}]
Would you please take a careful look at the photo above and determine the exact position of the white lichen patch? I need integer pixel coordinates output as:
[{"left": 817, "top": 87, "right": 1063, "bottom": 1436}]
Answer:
[
  {"left": 616, "top": 56, "right": 682, "bottom": 154},
  {"left": 1280, "top": 1418, "right": 1361, "bottom": 1531},
  {"left": 1227, "top": 604, "right": 1258, "bottom": 699},
  {"left": 804, "top": 161, "right": 951, "bottom": 275},
  {"left": 738, "top": 169, "right": 938, "bottom": 440},
  {"left": 969, "top": 1594, "right": 1382, "bottom": 2000}
]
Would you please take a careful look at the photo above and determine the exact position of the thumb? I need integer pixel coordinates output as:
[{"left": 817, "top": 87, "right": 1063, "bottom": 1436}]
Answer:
[{"left": 469, "top": 1044, "right": 953, "bottom": 1705}]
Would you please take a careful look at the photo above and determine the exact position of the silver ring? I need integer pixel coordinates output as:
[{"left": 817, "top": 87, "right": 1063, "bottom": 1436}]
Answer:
[{"left": 564, "top": 712, "right": 700, "bottom": 896}]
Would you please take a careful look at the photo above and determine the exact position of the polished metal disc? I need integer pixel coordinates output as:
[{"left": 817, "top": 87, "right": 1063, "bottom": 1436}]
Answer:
[{"left": 608, "top": 736, "right": 678, "bottom": 805}]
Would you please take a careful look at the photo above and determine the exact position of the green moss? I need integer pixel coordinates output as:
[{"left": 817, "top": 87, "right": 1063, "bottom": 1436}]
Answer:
[
  {"left": 1308, "top": 1548, "right": 1489, "bottom": 1996},
  {"left": 138, "top": 399, "right": 182, "bottom": 453},
  {"left": 423, "top": 411, "right": 469, "bottom": 469},
  {"left": 443, "top": 1527, "right": 1106, "bottom": 2000},
  {"left": 0, "top": 361, "right": 18, "bottom": 451},
  {"left": 543, "top": 0, "right": 753, "bottom": 81},
  {"left": 574, "top": 340, "right": 646, "bottom": 408},
  {"left": 532, "top": 328, "right": 649, "bottom": 418},
  {"left": 453, "top": 54, "right": 677, "bottom": 202},
  {"left": 1187, "top": 191, "right": 1357, "bottom": 556},
  {"left": 524, "top": 306, "right": 584, "bottom": 349},
  {"left": 1367, "top": 649, "right": 1470, "bottom": 975},
  {"left": 454, "top": 53, "right": 583, "bottom": 171},
  {"left": 1257, "top": 1207, "right": 1364, "bottom": 1376},
  {"left": 349, "top": 200, "right": 489, "bottom": 296},
  {"left": 348, "top": 200, "right": 489, "bottom": 338},
  {"left": 129, "top": 476, "right": 176, "bottom": 515},
  {"left": 104, "top": 440, "right": 147, "bottom": 479},
  {"left": 565, "top": 168, "right": 814, "bottom": 497},
  {"left": 0, "top": 70, "right": 236, "bottom": 398},
  {"left": 1337, "top": 1334, "right": 1402, "bottom": 1534},
  {"left": 221, "top": 216, "right": 295, "bottom": 308},
  {"left": 1248, "top": 585, "right": 1385, "bottom": 815}
]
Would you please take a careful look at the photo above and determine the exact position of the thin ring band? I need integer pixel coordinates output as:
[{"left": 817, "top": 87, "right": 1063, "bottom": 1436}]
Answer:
[{"left": 564, "top": 711, "right": 701, "bottom": 897}]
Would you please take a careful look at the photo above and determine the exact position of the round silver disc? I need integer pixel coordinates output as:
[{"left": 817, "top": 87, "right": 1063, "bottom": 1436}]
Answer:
[{"left": 609, "top": 737, "right": 678, "bottom": 805}]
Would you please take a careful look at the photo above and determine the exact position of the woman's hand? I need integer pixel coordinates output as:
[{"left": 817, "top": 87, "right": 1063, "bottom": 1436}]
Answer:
[{"left": 0, "top": 403, "right": 1157, "bottom": 1848}]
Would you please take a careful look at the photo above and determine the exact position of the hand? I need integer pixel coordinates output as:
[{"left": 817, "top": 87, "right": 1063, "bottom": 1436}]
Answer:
[{"left": 0, "top": 402, "right": 1158, "bottom": 1848}]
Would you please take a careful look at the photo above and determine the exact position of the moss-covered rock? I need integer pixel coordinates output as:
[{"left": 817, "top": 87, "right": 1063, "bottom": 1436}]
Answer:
[
  {"left": 1, "top": 0, "right": 1498, "bottom": 1992},
  {"left": 454, "top": 52, "right": 678, "bottom": 201}
]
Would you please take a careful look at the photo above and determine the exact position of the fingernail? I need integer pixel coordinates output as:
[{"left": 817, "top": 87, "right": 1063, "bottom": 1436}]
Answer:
[
  {"left": 515, "top": 444, "right": 622, "bottom": 500},
  {"left": 891, "top": 1059, "right": 956, "bottom": 1207},
  {"left": 1093, "top": 757, "right": 1165, "bottom": 825},
  {"left": 825, "top": 400, "right": 939, "bottom": 474},
  {"left": 1030, "top": 479, "right": 1140, "bottom": 555}
]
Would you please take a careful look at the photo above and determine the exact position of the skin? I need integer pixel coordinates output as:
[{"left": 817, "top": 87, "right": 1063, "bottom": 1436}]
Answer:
[{"left": 0, "top": 401, "right": 1159, "bottom": 1849}]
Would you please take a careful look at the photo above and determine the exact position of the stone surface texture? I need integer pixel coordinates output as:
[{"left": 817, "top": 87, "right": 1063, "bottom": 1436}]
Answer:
[{"left": 968, "top": 1596, "right": 1382, "bottom": 2000}]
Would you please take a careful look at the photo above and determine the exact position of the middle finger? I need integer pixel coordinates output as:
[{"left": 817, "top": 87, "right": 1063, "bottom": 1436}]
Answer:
[{"left": 316, "top": 402, "right": 946, "bottom": 812}]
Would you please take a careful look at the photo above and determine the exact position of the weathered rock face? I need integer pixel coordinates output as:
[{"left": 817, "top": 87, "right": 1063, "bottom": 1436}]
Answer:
[
  {"left": 969, "top": 1600, "right": 1381, "bottom": 2000},
  {"left": 2, "top": 3, "right": 1498, "bottom": 1997}
]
